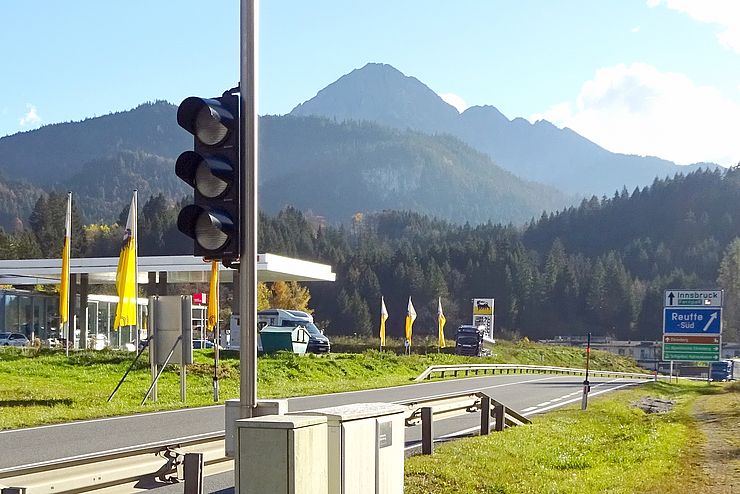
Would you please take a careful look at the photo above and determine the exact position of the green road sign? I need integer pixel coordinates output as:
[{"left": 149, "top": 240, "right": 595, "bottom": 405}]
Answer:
[
  {"left": 662, "top": 348, "right": 721, "bottom": 361},
  {"left": 663, "top": 344, "right": 720, "bottom": 353}
]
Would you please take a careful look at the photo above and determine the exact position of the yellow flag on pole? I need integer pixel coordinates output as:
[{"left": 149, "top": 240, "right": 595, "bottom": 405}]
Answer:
[
  {"left": 114, "top": 194, "right": 138, "bottom": 329},
  {"left": 59, "top": 192, "right": 72, "bottom": 327},
  {"left": 405, "top": 297, "right": 416, "bottom": 346},
  {"left": 379, "top": 296, "right": 388, "bottom": 347},
  {"left": 207, "top": 260, "right": 220, "bottom": 332},
  {"left": 438, "top": 297, "right": 447, "bottom": 348}
]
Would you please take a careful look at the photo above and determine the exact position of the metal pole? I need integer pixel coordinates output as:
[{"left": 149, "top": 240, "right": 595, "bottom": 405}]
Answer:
[
  {"left": 421, "top": 407, "right": 434, "bottom": 455},
  {"left": 183, "top": 453, "right": 204, "bottom": 494},
  {"left": 149, "top": 296, "right": 158, "bottom": 402},
  {"left": 181, "top": 363, "right": 187, "bottom": 402},
  {"left": 133, "top": 190, "right": 139, "bottom": 351},
  {"left": 480, "top": 395, "right": 491, "bottom": 435},
  {"left": 214, "top": 277, "right": 220, "bottom": 402},
  {"left": 239, "top": 0, "right": 259, "bottom": 419},
  {"left": 581, "top": 332, "right": 591, "bottom": 410},
  {"left": 107, "top": 340, "right": 148, "bottom": 402},
  {"left": 141, "top": 336, "right": 181, "bottom": 405}
]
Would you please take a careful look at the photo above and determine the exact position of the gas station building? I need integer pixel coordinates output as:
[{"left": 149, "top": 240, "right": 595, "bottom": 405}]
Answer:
[{"left": 0, "top": 253, "right": 335, "bottom": 348}]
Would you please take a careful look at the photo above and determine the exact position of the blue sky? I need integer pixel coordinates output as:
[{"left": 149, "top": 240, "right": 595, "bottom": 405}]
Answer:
[{"left": 1, "top": 0, "right": 738, "bottom": 166}]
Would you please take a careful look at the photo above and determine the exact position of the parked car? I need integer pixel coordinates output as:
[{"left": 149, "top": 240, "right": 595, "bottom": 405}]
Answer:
[{"left": 0, "top": 332, "right": 30, "bottom": 347}]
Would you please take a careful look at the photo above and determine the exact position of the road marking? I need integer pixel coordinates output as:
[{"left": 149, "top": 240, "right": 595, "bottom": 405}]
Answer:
[{"left": 522, "top": 379, "right": 640, "bottom": 416}]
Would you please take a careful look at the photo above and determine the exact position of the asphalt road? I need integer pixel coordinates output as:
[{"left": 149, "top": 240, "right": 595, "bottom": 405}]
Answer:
[{"left": 0, "top": 372, "right": 643, "bottom": 471}]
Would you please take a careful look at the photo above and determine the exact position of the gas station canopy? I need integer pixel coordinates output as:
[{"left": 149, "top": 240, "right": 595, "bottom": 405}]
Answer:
[{"left": 0, "top": 253, "right": 335, "bottom": 286}]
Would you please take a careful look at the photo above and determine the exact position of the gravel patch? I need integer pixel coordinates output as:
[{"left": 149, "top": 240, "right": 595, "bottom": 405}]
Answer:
[{"left": 631, "top": 397, "right": 676, "bottom": 414}]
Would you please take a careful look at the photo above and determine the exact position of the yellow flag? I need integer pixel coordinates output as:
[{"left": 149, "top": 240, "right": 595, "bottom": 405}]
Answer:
[
  {"left": 438, "top": 297, "right": 447, "bottom": 348},
  {"left": 114, "top": 194, "right": 138, "bottom": 329},
  {"left": 405, "top": 297, "right": 416, "bottom": 345},
  {"left": 379, "top": 296, "right": 388, "bottom": 347},
  {"left": 59, "top": 192, "right": 72, "bottom": 327},
  {"left": 207, "top": 260, "right": 220, "bottom": 332}
]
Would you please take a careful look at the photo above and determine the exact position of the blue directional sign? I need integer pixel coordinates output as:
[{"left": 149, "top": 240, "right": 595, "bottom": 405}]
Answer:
[{"left": 663, "top": 308, "right": 722, "bottom": 334}]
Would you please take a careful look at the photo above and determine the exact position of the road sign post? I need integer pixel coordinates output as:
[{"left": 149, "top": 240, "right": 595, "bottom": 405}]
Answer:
[{"left": 581, "top": 332, "right": 591, "bottom": 411}]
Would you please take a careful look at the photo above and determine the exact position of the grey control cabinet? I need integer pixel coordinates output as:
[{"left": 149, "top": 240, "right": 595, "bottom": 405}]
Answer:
[
  {"left": 303, "top": 403, "right": 405, "bottom": 494},
  {"left": 235, "top": 414, "right": 329, "bottom": 494}
]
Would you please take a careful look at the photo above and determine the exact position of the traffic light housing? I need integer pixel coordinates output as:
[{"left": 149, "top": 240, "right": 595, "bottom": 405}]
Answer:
[{"left": 176, "top": 92, "right": 240, "bottom": 262}]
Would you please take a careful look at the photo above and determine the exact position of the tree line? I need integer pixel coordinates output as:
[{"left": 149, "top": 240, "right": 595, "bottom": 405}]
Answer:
[{"left": 2, "top": 166, "right": 739, "bottom": 342}]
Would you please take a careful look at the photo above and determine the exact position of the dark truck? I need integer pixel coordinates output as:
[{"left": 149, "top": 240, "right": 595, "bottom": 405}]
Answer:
[{"left": 454, "top": 325, "right": 486, "bottom": 357}]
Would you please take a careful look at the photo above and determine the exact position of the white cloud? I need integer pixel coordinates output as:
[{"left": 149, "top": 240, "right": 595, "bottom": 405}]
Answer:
[
  {"left": 438, "top": 92, "right": 468, "bottom": 113},
  {"left": 531, "top": 63, "right": 740, "bottom": 166},
  {"left": 631, "top": 26, "right": 641, "bottom": 33},
  {"left": 648, "top": 0, "right": 740, "bottom": 53},
  {"left": 19, "top": 104, "right": 42, "bottom": 128}
]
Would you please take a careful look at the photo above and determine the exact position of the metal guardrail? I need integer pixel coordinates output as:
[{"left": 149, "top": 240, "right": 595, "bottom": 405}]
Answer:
[
  {"left": 399, "top": 390, "right": 532, "bottom": 455},
  {"left": 0, "top": 432, "right": 229, "bottom": 494},
  {"left": 414, "top": 363, "right": 662, "bottom": 382}
]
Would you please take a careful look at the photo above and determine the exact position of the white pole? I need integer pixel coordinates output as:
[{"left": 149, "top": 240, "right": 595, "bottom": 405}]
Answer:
[{"left": 133, "top": 190, "right": 139, "bottom": 349}]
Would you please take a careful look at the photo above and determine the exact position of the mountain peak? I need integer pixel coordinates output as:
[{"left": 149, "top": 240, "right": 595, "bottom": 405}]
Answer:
[{"left": 291, "top": 63, "right": 459, "bottom": 133}]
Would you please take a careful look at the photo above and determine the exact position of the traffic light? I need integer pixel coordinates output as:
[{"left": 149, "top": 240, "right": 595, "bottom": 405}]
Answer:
[{"left": 175, "top": 92, "right": 240, "bottom": 262}]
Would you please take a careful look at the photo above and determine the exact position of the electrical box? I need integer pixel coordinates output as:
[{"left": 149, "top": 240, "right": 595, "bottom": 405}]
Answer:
[
  {"left": 235, "top": 414, "right": 329, "bottom": 494},
  {"left": 302, "top": 403, "right": 405, "bottom": 494}
]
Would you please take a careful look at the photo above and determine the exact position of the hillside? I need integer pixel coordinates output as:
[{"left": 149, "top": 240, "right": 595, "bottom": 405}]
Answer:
[
  {"left": 0, "top": 102, "right": 569, "bottom": 228},
  {"left": 259, "top": 116, "right": 568, "bottom": 224},
  {"left": 291, "top": 63, "right": 719, "bottom": 195}
]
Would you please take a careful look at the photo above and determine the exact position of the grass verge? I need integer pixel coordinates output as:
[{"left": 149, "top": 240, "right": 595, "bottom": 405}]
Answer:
[
  {"left": 0, "top": 338, "right": 644, "bottom": 430},
  {"left": 404, "top": 380, "right": 737, "bottom": 494}
]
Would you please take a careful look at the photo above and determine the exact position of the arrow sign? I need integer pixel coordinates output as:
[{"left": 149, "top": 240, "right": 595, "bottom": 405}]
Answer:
[
  {"left": 664, "top": 289, "right": 722, "bottom": 307},
  {"left": 664, "top": 335, "right": 720, "bottom": 344},
  {"left": 702, "top": 312, "right": 718, "bottom": 332},
  {"left": 663, "top": 308, "right": 722, "bottom": 334}
]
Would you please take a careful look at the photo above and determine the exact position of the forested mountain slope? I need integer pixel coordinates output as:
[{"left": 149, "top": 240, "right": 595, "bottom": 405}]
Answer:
[{"left": 0, "top": 102, "right": 568, "bottom": 228}]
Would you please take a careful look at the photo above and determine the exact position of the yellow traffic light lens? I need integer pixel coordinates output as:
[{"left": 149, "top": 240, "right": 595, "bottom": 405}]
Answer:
[
  {"left": 195, "top": 213, "right": 229, "bottom": 251},
  {"left": 194, "top": 106, "right": 229, "bottom": 146},
  {"left": 195, "top": 163, "right": 228, "bottom": 198}
]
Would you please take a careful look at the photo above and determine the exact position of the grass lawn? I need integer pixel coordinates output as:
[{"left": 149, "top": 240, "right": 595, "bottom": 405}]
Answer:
[
  {"left": 0, "top": 338, "right": 644, "bottom": 430},
  {"left": 404, "top": 380, "right": 738, "bottom": 494}
]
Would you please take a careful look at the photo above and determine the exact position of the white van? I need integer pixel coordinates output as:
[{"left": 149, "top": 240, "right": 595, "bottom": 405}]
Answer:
[
  {"left": 258, "top": 309, "right": 331, "bottom": 353},
  {"left": 225, "top": 310, "right": 331, "bottom": 353}
]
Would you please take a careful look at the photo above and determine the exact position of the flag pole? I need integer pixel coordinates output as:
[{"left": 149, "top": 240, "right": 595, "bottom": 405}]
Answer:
[
  {"left": 133, "top": 190, "right": 139, "bottom": 350},
  {"left": 62, "top": 192, "right": 72, "bottom": 357}
]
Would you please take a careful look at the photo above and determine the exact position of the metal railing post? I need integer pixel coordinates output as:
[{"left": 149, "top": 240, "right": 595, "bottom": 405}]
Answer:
[
  {"left": 421, "top": 407, "right": 434, "bottom": 455},
  {"left": 183, "top": 453, "right": 204, "bottom": 494},
  {"left": 494, "top": 403, "right": 505, "bottom": 432},
  {"left": 480, "top": 395, "right": 491, "bottom": 435}
]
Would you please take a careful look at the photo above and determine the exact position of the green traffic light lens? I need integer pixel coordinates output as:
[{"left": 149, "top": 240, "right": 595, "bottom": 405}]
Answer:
[
  {"left": 194, "top": 106, "right": 229, "bottom": 146},
  {"left": 195, "top": 163, "right": 228, "bottom": 198},
  {"left": 195, "top": 212, "right": 229, "bottom": 251}
]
